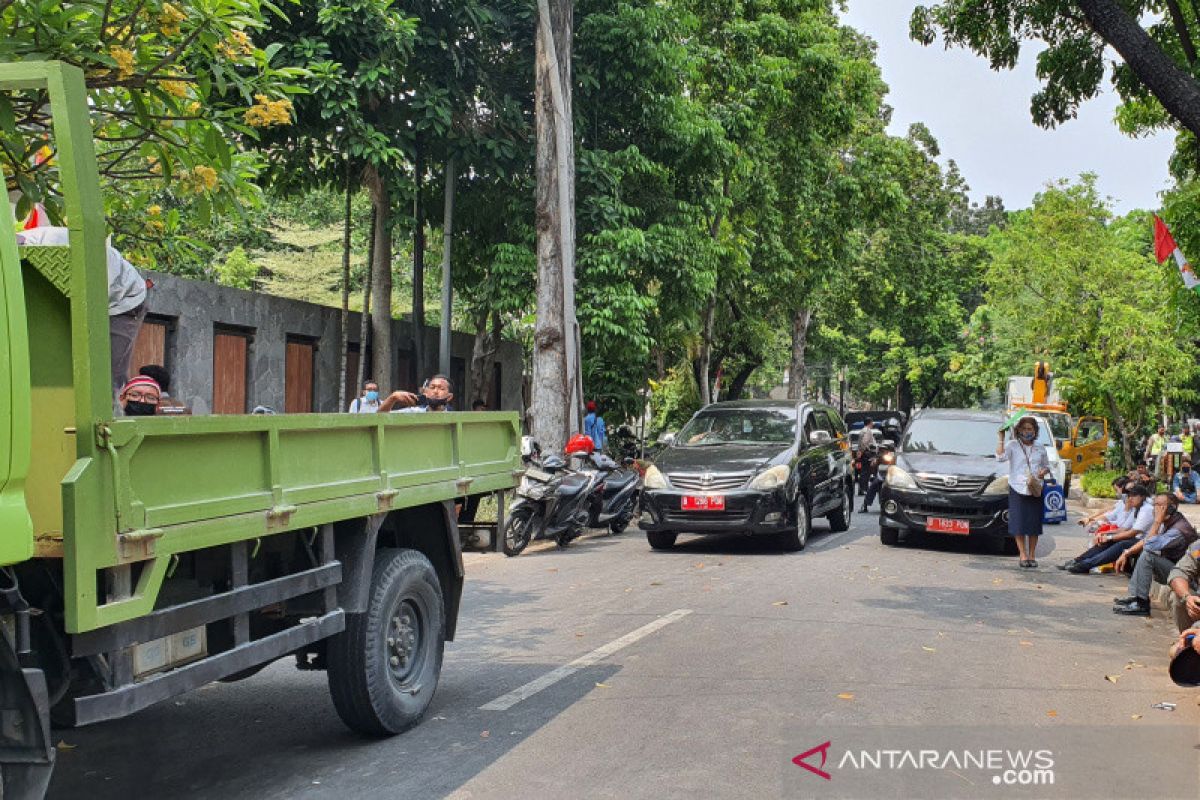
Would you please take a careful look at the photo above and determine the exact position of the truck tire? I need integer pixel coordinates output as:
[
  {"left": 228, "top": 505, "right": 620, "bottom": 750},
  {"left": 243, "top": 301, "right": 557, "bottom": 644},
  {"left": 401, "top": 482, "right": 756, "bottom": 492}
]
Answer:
[
  {"left": 327, "top": 548, "right": 444, "bottom": 736},
  {"left": 647, "top": 531, "right": 677, "bottom": 550},
  {"left": 880, "top": 526, "right": 899, "bottom": 546}
]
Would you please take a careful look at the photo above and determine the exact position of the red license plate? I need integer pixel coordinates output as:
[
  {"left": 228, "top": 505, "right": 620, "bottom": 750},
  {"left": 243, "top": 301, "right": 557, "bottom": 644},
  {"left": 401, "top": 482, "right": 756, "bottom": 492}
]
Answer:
[
  {"left": 926, "top": 517, "right": 970, "bottom": 535},
  {"left": 682, "top": 495, "right": 726, "bottom": 511}
]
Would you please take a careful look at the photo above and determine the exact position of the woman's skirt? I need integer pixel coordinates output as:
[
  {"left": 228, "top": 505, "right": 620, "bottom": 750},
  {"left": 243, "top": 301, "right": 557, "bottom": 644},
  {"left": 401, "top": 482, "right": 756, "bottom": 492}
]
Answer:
[{"left": 1008, "top": 488, "right": 1043, "bottom": 537}]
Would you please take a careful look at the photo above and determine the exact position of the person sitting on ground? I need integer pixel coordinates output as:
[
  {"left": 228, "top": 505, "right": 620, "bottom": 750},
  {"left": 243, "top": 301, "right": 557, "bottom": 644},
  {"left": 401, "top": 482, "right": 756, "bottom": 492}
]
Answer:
[
  {"left": 1077, "top": 481, "right": 1131, "bottom": 529},
  {"left": 117, "top": 375, "right": 160, "bottom": 417},
  {"left": 348, "top": 379, "right": 381, "bottom": 414},
  {"left": 378, "top": 374, "right": 454, "bottom": 413},
  {"left": 137, "top": 364, "right": 190, "bottom": 415},
  {"left": 1060, "top": 484, "right": 1154, "bottom": 573},
  {"left": 1166, "top": 541, "right": 1200, "bottom": 633},
  {"left": 1174, "top": 460, "right": 1199, "bottom": 504},
  {"left": 1134, "top": 463, "right": 1157, "bottom": 493},
  {"left": 17, "top": 226, "right": 148, "bottom": 397},
  {"left": 1114, "top": 493, "right": 1200, "bottom": 616}
]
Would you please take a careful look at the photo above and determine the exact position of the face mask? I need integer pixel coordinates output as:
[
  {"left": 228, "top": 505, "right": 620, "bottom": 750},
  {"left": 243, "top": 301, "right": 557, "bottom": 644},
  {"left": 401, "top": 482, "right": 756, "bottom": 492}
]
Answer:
[
  {"left": 124, "top": 401, "right": 157, "bottom": 417},
  {"left": 1019, "top": 431, "right": 1036, "bottom": 442},
  {"left": 421, "top": 394, "right": 449, "bottom": 409},
  {"left": 365, "top": 390, "right": 379, "bottom": 402}
]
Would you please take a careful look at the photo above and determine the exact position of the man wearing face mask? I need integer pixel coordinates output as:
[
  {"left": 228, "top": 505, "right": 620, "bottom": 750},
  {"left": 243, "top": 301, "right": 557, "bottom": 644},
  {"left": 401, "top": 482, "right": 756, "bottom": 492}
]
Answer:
[
  {"left": 1173, "top": 460, "right": 1198, "bottom": 504},
  {"left": 118, "top": 375, "right": 161, "bottom": 417},
  {"left": 378, "top": 374, "right": 454, "bottom": 413},
  {"left": 348, "top": 380, "right": 381, "bottom": 414}
]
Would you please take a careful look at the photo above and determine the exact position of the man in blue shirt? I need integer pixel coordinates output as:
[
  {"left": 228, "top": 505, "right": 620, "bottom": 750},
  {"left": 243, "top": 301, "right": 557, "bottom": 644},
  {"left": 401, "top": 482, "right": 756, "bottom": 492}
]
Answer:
[
  {"left": 584, "top": 401, "right": 607, "bottom": 450},
  {"left": 1114, "top": 493, "right": 1199, "bottom": 616}
]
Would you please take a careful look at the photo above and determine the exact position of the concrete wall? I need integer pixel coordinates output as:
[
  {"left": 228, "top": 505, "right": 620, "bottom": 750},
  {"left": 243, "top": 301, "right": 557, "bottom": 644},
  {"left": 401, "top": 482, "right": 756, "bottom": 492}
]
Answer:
[{"left": 143, "top": 271, "right": 524, "bottom": 415}]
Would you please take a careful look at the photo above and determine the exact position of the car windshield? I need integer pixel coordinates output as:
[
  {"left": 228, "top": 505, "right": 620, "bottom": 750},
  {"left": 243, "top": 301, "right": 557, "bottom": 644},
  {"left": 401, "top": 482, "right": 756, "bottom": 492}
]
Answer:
[
  {"left": 1039, "top": 413, "right": 1071, "bottom": 441},
  {"left": 901, "top": 417, "right": 1000, "bottom": 457},
  {"left": 676, "top": 409, "right": 797, "bottom": 446}
]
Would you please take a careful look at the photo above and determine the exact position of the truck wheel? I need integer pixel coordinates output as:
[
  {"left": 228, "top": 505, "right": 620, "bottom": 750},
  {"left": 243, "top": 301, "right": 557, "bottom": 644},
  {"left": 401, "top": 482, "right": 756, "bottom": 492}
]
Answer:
[
  {"left": 880, "top": 526, "right": 899, "bottom": 546},
  {"left": 327, "top": 548, "right": 444, "bottom": 736},
  {"left": 647, "top": 531, "right": 677, "bottom": 550},
  {"left": 502, "top": 509, "right": 535, "bottom": 557},
  {"left": 778, "top": 495, "right": 811, "bottom": 551},
  {"left": 827, "top": 486, "right": 852, "bottom": 533}
]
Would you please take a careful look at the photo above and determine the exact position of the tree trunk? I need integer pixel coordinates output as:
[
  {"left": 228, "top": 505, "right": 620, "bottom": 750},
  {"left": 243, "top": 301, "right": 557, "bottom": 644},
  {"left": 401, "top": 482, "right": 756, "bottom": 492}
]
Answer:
[
  {"left": 787, "top": 308, "right": 812, "bottom": 401},
  {"left": 438, "top": 156, "right": 456, "bottom": 376},
  {"left": 726, "top": 361, "right": 760, "bottom": 401},
  {"left": 412, "top": 144, "right": 427, "bottom": 383},
  {"left": 696, "top": 176, "right": 729, "bottom": 408},
  {"left": 364, "top": 166, "right": 393, "bottom": 393},
  {"left": 469, "top": 309, "right": 489, "bottom": 403},
  {"left": 531, "top": 0, "right": 576, "bottom": 452},
  {"left": 355, "top": 206, "right": 377, "bottom": 393},
  {"left": 337, "top": 162, "right": 353, "bottom": 411},
  {"left": 1106, "top": 392, "right": 1135, "bottom": 469},
  {"left": 1077, "top": 0, "right": 1200, "bottom": 139}
]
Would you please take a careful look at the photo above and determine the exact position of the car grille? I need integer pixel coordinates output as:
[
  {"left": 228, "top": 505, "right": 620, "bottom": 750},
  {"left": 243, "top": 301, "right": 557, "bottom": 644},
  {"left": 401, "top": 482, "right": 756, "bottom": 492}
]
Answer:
[
  {"left": 664, "top": 510, "right": 753, "bottom": 525},
  {"left": 914, "top": 473, "right": 989, "bottom": 494},
  {"left": 906, "top": 503, "right": 996, "bottom": 521},
  {"left": 667, "top": 471, "right": 755, "bottom": 492}
]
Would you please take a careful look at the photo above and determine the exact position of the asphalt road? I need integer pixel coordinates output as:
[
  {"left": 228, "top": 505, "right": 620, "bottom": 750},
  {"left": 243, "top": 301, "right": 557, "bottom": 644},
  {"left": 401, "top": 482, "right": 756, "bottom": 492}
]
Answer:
[{"left": 48, "top": 507, "right": 1199, "bottom": 799}]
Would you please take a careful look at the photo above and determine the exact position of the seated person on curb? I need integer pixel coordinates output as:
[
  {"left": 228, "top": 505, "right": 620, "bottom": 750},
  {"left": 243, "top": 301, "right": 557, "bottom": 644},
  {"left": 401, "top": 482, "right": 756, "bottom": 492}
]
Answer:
[
  {"left": 1114, "top": 493, "right": 1199, "bottom": 616},
  {"left": 117, "top": 375, "right": 160, "bottom": 417},
  {"left": 1167, "top": 541, "right": 1200, "bottom": 633},
  {"left": 1174, "top": 460, "right": 1198, "bottom": 504},
  {"left": 1060, "top": 484, "right": 1153, "bottom": 573},
  {"left": 1076, "top": 484, "right": 1130, "bottom": 530},
  {"left": 378, "top": 374, "right": 454, "bottom": 413},
  {"left": 1134, "top": 463, "right": 1156, "bottom": 493}
]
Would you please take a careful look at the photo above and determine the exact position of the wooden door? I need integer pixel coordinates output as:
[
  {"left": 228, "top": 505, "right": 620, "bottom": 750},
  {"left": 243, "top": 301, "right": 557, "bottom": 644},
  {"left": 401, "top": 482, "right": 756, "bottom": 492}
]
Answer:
[
  {"left": 128, "top": 318, "right": 167, "bottom": 380},
  {"left": 344, "top": 347, "right": 360, "bottom": 410},
  {"left": 213, "top": 331, "right": 249, "bottom": 414},
  {"left": 285, "top": 339, "right": 316, "bottom": 413}
]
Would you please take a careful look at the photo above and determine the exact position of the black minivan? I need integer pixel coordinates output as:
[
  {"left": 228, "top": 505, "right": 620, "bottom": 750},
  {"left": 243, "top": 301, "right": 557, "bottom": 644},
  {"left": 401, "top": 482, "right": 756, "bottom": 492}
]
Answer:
[
  {"left": 878, "top": 408, "right": 1015, "bottom": 551},
  {"left": 639, "top": 400, "right": 854, "bottom": 551}
]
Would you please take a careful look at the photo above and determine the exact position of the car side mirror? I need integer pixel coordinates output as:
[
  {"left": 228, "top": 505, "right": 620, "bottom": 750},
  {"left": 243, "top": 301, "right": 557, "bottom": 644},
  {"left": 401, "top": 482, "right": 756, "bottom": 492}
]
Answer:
[
  {"left": 659, "top": 432, "right": 676, "bottom": 446},
  {"left": 808, "top": 430, "right": 832, "bottom": 446}
]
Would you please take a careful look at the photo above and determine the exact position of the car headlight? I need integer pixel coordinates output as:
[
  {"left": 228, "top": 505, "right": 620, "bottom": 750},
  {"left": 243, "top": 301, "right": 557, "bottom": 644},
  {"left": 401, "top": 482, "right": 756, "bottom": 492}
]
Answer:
[
  {"left": 885, "top": 466, "right": 919, "bottom": 490},
  {"left": 880, "top": 451, "right": 896, "bottom": 465},
  {"left": 643, "top": 464, "right": 669, "bottom": 490},
  {"left": 749, "top": 465, "right": 790, "bottom": 491},
  {"left": 983, "top": 475, "right": 1009, "bottom": 495}
]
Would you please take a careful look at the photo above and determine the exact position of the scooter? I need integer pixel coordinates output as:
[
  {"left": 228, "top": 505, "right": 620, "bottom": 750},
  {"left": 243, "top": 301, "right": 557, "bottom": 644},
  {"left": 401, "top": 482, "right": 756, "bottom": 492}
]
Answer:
[
  {"left": 581, "top": 452, "right": 641, "bottom": 534},
  {"left": 503, "top": 438, "right": 598, "bottom": 556}
]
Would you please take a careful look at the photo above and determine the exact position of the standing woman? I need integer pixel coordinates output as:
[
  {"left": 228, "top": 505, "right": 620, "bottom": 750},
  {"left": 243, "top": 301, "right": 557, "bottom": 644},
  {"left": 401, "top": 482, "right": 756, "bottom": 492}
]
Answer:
[{"left": 997, "top": 415, "right": 1052, "bottom": 568}]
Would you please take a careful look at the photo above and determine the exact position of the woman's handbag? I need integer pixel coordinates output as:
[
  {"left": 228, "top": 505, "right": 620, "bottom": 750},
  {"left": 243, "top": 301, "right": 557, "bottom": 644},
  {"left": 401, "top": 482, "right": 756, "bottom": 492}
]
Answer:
[{"left": 1021, "top": 444, "right": 1043, "bottom": 495}]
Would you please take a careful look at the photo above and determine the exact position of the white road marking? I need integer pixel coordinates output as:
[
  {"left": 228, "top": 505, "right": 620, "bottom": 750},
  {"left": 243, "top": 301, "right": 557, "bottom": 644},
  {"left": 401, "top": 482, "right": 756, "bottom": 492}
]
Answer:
[{"left": 479, "top": 608, "right": 693, "bottom": 711}]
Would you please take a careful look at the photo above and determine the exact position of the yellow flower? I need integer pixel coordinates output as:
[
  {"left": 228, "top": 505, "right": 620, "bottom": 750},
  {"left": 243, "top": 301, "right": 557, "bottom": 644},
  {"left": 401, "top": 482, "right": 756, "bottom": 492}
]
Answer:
[
  {"left": 232, "top": 30, "right": 254, "bottom": 55},
  {"left": 109, "top": 46, "right": 135, "bottom": 80},
  {"left": 192, "top": 165, "right": 218, "bottom": 191},
  {"left": 243, "top": 95, "right": 293, "bottom": 128},
  {"left": 147, "top": 156, "right": 162, "bottom": 175},
  {"left": 186, "top": 101, "right": 202, "bottom": 115},
  {"left": 147, "top": 205, "right": 162, "bottom": 217},
  {"left": 158, "top": 3, "right": 185, "bottom": 36},
  {"left": 217, "top": 30, "right": 255, "bottom": 60},
  {"left": 161, "top": 80, "right": 189, "bottom": 98}
]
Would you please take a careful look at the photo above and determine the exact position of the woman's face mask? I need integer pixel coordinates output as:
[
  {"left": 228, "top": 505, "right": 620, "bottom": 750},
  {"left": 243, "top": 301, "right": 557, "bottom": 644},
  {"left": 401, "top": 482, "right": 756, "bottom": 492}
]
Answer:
[{"left": 1018, "top": 428, "right": 1036, "bottom": 442}]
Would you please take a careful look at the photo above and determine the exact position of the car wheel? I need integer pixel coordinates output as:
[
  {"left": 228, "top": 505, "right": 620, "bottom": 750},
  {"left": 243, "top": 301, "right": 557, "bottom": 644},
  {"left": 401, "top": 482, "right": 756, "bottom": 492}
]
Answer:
[
  {"left": 779, "top": 494, "right": 811, "bottom": 552},
  {"left": 880, "top": 526, "right": 899, "bottom": 546},
  {"left": 827, "top": 485, "right": 852, "bottom": 532},
  {"left": 647, "top": 531, "right": 677, "bottom": 550}
]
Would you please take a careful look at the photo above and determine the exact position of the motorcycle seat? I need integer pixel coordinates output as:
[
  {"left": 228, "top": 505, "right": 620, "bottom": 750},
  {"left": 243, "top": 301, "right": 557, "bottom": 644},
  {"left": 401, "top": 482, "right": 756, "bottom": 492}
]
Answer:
[
  {"left": 603, "top": 471, "right": 639, "bottom": 490},
  {"left": 556, "top": 476, "right": 591, "bottom": 497}
]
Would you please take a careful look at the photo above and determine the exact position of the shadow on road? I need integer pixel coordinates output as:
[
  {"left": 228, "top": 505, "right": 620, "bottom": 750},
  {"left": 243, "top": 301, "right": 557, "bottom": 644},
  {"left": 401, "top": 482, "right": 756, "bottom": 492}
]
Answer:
[{"left": 48, "top": 656, "right": 620, "bottom": 800}]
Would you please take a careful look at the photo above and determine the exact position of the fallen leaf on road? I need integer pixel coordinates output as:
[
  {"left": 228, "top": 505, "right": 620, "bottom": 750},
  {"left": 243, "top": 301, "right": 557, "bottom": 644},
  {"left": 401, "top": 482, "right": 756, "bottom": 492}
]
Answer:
[
  {"left": 992, "top": 578, "right": 1004, "bottom": 585},
  {"left": 575, "top": 632, "right": 584, "bottom": 637},
  {"left": 1046, "top": 710, "right": 1057, "bottom": 718},
  {"left": 650, "top": 581, "right": 663, "bottom": 586},
  {"left": 836, "top": 693, "right": 855, "bottom": 701},
  {"left": 922, "top": 646, "right": 936, "bottom": 653},
  {"left": 1131, "top": 714, "right": 1143, "bottom": 720},
  {"left": 1019, "top": 641, "right": 1034, "bottom": 647},
  {"left": 55, "top": 740, "right": 76, "bottom": 751},
  {"left": 1104, "top": 675, "right": 1120, "bottom": 684},
  {"left": 547, "top": 568, "right": 558, "bottom": 573},
  {"left": 624, "top": 587, "right": 632, "bottom": 592},
  {"left": 937, "top": 631, "right": 946, "bottom": 637},
  {"left": 595, "top": 682, "right": 609, "bottom": 688},
  {"left": 694, "top": 562, "right": 705, "bottom": 569},
  {"left": 481, "top": 731, "right": 490, "bottom": 738},
  {"left": 773, "top": 601, "right": 788, "bottom": 606}
]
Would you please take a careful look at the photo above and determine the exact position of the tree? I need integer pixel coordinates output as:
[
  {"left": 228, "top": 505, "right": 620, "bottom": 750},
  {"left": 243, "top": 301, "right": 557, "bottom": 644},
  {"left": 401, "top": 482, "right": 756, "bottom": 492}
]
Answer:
[{"left": 911, "top": 0, "right": 1200, "bottom": 142}]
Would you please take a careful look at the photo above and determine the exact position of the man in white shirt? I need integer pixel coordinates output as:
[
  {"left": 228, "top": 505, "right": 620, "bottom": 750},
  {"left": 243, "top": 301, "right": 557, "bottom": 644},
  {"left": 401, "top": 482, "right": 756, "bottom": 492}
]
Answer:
[
  {"left": 1061, "top": 484, "right": 1154, "bottom": 573},
  {"left": 348, "top": 380, "right": 381, "bottom": 413},
  {"left": 16, "top": 226, "right": 147, "bottom": 395}
]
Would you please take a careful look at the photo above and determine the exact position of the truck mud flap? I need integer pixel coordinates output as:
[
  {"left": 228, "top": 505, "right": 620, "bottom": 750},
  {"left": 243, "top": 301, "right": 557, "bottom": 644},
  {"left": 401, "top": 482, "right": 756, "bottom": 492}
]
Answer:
[
  {"left": 72, "top": 610, "right": 343, "bottom": 726},
  {"left": 0, "top": 631, "right": 54, "bottom": 800}
]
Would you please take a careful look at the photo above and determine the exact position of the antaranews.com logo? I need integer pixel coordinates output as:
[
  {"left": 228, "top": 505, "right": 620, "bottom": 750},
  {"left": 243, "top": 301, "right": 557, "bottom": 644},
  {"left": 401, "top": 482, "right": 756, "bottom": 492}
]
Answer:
[{"left": 793, "top": 740, "right": 1055, "bottom": 786}]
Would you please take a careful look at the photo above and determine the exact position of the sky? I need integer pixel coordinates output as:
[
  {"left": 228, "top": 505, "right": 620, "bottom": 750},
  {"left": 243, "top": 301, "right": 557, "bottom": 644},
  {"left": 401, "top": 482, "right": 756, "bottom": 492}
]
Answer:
[{"left": 840, "top": 1, "right": 1176, "bottom": 214}]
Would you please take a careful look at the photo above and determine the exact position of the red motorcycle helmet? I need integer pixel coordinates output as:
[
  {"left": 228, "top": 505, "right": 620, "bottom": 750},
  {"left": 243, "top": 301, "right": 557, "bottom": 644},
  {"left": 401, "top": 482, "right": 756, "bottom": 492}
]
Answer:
[{"left": 565, "top": 433, "right": 595, "bottom": 456}]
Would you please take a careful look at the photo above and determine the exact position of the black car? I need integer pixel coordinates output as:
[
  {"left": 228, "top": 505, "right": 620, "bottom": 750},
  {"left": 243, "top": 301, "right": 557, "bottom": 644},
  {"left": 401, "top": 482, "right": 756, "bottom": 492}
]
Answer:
[
  {"left": 639, "top": 400, "right": 854, "bottom": 551},
  {"left": 879, "top": 408, "right": 1015, "bottom": 552}
]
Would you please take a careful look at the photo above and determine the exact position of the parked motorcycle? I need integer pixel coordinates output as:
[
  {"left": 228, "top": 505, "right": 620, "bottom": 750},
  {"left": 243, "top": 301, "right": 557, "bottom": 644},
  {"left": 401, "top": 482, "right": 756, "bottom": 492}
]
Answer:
[
  {"left": 581, "top": 452, "right": 641, "bottom": 534},
  {"left": 503, "top": 439, "right": 598, "bottom": 556}
]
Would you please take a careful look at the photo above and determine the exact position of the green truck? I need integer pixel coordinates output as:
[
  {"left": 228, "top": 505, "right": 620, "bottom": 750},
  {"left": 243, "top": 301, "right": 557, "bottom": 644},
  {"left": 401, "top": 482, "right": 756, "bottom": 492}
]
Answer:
[{"left": 0, "top": 62, "right": 520, "bottom": 797}]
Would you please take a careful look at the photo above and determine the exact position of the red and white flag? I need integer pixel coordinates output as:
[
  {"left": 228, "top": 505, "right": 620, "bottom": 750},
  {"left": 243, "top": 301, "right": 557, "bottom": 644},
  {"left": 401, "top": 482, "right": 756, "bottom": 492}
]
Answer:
[{"left": 1154, "top": 214, "right": 1200, "bottom": 292}]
